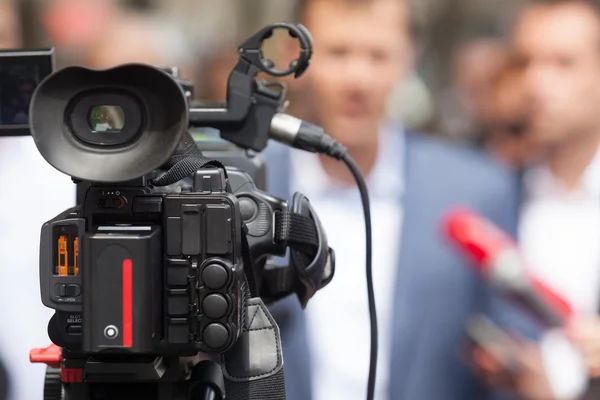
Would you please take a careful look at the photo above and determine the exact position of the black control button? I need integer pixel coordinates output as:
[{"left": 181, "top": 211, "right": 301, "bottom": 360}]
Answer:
[
  {"left": 203, "top": 323, "right": 229, "bottom": 349},
  {"left": 168, "top": 289, "right": 190, "bottom": 317},
  {"left": 167, "top": 259, "right": 190, "bottom": 286},
  {"left": 205, "top": 205, "right": 232, "bottom": 255},
  {"left": 97, "top": 196, "right": 126, "bottom": 209},
  {"left": 202, "top": 294, "right": 229, "bottom": 319},
  {"left": 133, "top": 196, "right": 163, "bottom": 213},
  {"left": 239, "top": 197, "right": 258, "bottom": 222},
  {"left": 168, "top": 318, "right": 190, "bottom": 344},
  {"left": 66, "top": 324, "right": 82, "bottom": 334},
  {"left": 201, "top": 264, "right": 228, "bottom": 289},
  {"left": 194, "top": 169, "right": 226, "bottom": 192},
  {"left": 58, "top": 284, "right": 81, "bottom": 297},
  {"left": 181, "top": 204, "right": 202, "bottom": 255}
]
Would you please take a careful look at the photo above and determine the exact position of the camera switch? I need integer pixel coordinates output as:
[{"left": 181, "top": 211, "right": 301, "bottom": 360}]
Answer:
[
  {"left": 55, "top": 284, "right": 81, "bottom": 298},
  {"left": 97, "top": 196, "right": 126, "bottom": 209},
  {"left": 66, "top": 324, "right": 82, "bottom": 335}
]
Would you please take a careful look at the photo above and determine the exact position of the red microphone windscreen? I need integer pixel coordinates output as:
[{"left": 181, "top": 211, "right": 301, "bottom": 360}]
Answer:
[
  {"left": 442, "top": 208, "right": 515, "bottom": 273},
  {"left": 443, "top": 207, "right": 574, "bottom": 323}
]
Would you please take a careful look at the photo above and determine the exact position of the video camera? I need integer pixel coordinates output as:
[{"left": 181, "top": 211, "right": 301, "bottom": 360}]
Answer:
[{"left": 2, "top": 23, "right": 342, "bottom": 400}]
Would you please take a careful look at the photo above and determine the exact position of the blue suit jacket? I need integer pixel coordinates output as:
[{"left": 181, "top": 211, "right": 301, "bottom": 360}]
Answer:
[{"left": 263, "top": 130, "right": 521, "bottom": 400}]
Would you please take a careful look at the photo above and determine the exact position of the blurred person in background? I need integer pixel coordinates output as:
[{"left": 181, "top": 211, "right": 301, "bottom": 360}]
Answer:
[
  {"left": 41, "top": 0, "right": 195, "bottom": 78},
  {"left": 479, "top": 62, "right": 534, "bottom": 169},
  {"left": 436, "top": 38, "right": 508, "bottom": 142},
  {"left": 195, "top": 47, "right": 239, "bottom": 102},
  {"left": 0, "top": 1, "right": 75, "bottom": 400},
  {"left": 264, "top": 0, "right": 520, "bottom": 399},
  {"left": 471, "top": 0, "right": 600, "bottom": 399}
]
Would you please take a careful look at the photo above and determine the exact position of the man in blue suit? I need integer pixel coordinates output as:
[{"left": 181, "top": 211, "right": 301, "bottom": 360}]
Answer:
[
  {"left": 264, "top": 0, "right": 520, "bottom": 399},
  {"left": 470, "top": 1, "right": 600, "bottom": 399}
]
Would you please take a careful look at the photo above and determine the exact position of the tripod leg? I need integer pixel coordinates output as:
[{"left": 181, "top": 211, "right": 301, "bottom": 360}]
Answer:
[
  {"left": 188, "top": 361, "right": 224, "bottom": 400},
  {"left": 192, "top": 386, "right": 217, "bottom": 400}
]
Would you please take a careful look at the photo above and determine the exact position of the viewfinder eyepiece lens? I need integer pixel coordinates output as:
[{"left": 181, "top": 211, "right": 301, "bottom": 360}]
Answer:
[{"left": 89, "top": 105, "right": 125, "bottom": 133}]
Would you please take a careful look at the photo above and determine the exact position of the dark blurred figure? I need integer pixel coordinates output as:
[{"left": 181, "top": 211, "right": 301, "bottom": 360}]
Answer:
[
  {"left": 479, "top": 64, "right": 534, "bottom": 169},
  {"left": 263, "top": 0, "right": 520, "bottom": 400},
  {"left": 437, "top": 38, "right": 508, "bottom": 141},
  {"left": 472, "top": 1, "right": 600, "bottom": 399},
  {"left": 2, "top": 80, "right": 36, "bottom": 124}
]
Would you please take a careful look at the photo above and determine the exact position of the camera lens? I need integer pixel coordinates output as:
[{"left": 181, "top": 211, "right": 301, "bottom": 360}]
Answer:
[
  {"left": 88, "top": 105, "right": 125, "bottom": 133},
  {"left": 68, "top": 92, "right": 143, "bottom": 147}
]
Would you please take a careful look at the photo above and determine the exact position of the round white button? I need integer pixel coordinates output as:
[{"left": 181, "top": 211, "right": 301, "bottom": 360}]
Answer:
[{"left": 104, "top": 325, "right": 119, "bottom": 339}]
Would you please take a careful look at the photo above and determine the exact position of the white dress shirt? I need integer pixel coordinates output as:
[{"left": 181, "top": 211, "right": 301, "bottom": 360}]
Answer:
[
  {"left": 0, "top": 137, "right": 76, "bottom": 400},
  {"left": 290, "top": 126, "right": 404, "bottom": 400},
  {"left": 519, "top": 145, "right": 600, "bottom": 398}
]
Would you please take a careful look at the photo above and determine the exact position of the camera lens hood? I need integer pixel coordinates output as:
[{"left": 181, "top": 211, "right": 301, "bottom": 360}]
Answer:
[{"left": 29, "top": 64, "right": 188, "bottom": 182}]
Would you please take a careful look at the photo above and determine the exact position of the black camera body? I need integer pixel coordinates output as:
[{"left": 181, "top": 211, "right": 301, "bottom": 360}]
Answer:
[
  {"left": 41, "top": 166, "right": 289, "bottom": 358},
  {"left": 17, "top": 22, "right": 335, "bottom": 400}
]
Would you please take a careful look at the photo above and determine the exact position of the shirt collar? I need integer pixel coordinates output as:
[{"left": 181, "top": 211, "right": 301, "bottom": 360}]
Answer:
[
  {"left": 524, "top": 145, "right": 600, "bottom": 202},
  {"left": 291, "top": 122, "right": 405, "bottom": 200}
]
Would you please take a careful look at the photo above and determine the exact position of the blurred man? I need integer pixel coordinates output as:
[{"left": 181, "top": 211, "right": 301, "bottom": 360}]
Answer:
[
  {"left": 471, "top": 1, "right": 600, "bottom": 399},
  {"left": 194, "top": 47, "right": 239, "bottom": 102},
  {"left": 479, "top": 63, "right": 534, "bottom": 169},
  {"left": 437, "top": 38, "right": 508, "bottom": 141},
  {"left": 41, "top": 0, "right": 195, "bottom": 78},
  {"left": 263, "top": 0, "right": 520, "bottom": 399}
]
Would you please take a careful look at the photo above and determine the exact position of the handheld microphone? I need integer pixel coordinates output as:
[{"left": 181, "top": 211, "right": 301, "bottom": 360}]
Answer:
[{"left": 443, "top": 208, "right": 572, "bottom": 327}]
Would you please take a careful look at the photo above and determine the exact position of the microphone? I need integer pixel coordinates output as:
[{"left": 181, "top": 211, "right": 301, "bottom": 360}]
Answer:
[
  {"left": 443, "top": 208, "right": 572, "bottom": 327},
  {"left": 268, "top": 113, "right": 348, "bottom": 160}
]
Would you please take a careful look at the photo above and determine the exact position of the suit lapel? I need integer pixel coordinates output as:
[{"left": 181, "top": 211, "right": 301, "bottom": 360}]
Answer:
[
  {"left": 388, "top": 134, "right": 490, "bottom": 399},
  {"left": 389, "top": 133, "right": 450, "bottom": 397}
]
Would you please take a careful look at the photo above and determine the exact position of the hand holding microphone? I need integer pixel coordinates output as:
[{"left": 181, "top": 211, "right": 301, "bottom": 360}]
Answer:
[
  {"left": 443, "top": 208, "right": 599, "bottom": 399},
  {"left": 443, "top": 207, "right": 572, "bottom": 328}
]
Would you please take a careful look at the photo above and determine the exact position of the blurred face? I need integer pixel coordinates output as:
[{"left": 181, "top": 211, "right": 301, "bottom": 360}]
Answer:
[
  {"left": 299, "top": 0, "right": 408, "bottom": 147},
  {"left": 42, "top": 0, "right": 117, "bottom": 50},
  {"left": 482, "top": 72, "right": 533, "bottom": 167},
  {"left": 512, "top": 2, "right": 600, "bottom": 148},
  {"left": 452, "top": 40, "right": 507, "bottom": 116}
]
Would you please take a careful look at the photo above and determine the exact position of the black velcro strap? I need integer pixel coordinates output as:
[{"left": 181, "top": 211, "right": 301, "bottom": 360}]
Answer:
[
  {"left": 150, "top": 131, "right": 228, "bottom": 187},
  {"left": 225, "top": 368, "right": 286, "bottom": 400},
  {"left": 261, "top": 266, "right": 296, "bottom": 303},
  {"left": 241, "top": 231, "right": 260, "bottom": 298},
  {"left": 274, "top": 211, "right": 318, "bottom": 255},
  {"left": 150, "top": 155, "right": 226, "bottom": 187},
  {"left": 258, "top": 211, "right": 320, "bottom": 303}
]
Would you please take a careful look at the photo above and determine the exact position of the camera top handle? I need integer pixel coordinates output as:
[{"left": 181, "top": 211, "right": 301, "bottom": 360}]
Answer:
[{"left": 188, "top": 23, "right": 313, "bottom": 152}]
